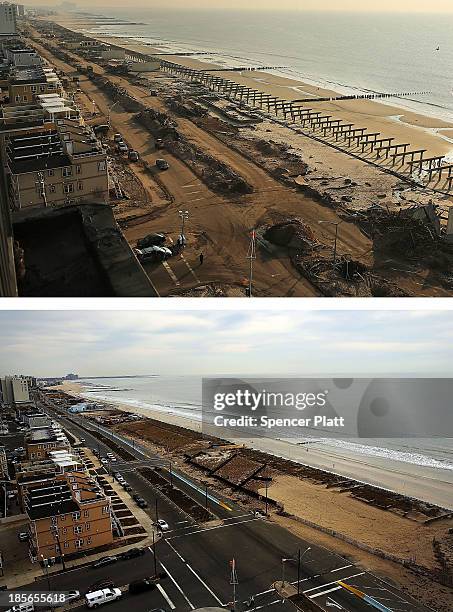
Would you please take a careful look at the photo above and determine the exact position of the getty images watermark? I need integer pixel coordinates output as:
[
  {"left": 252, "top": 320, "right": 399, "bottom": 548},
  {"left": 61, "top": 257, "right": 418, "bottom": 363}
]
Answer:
[{"left": 202, "top": 378, "right": 453, "bottom": 439}]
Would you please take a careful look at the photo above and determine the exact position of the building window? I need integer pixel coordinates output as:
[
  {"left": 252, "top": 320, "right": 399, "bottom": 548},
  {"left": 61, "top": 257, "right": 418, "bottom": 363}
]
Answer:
[
  {"left": 75, "top": 164, "right": 82, "bottom": 175},
  {"left": 15, "top": 95, "right": 21, "bottom": 102},
  {"left": 63, "top": 541, "right": 69, "bottom": 548},
  {"left": 77, "top": 182, "right": 83, "bottom": 191},
  {"left": 63, "top": 527, "right": 67, "bottom": 535},
  {"left": 39, "top": 85, "right": 45, "bottom": 92},
  {"left": 83, "top": 510, "right": 89, "bottom": 518},
  {"left": 87, "top": 536, "right": 92, "bottom": 545},
  {"left": 62, "top": 167, "right": 72, "bottom": 178},
  {"left": 98, "top": 161, "right": 106, "bottom": 172},
  {"left": 73, "top": 525, "right": 82, "bottom": 534},
  {"left": 49, "top": 185, "right": 56, "bottom": 193},
  {"left": 75, "top": 539, "right": 84, "bottom": 548},
  {"left": 23, "top": 96, "right": 28, "bottom": 102},
  {"left": 51, "top": 517, "right": 57, "bottom": 525},
  {"left": 85, "top": 523, "right": 90, "bottom": 530},
  {"left": 47, "top": 169, "right": 54, "bottom": 177},
  {"left": 72, "top": 512, "right": 80, "bottom": 521},
  {"left": 64, "top": 183, "right": 74, "bottom": 194}
]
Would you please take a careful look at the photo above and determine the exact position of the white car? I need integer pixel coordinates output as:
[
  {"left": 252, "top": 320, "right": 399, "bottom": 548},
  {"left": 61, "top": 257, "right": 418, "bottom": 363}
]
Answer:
[
  {"left": 65, "top": 590, "right": 80, "bottom": 603},
  {"left": 156, "top": 519, "right": 169, "bottom": 531},
  {"left": 100, "top": 458, "right": 108, "bottom": 464},
  {"left": 85, "top": 588, "right": 122, "bottom": 608}
]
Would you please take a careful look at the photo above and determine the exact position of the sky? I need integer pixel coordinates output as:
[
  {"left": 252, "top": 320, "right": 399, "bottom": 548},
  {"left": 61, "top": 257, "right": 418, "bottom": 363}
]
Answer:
[
  {"left": 28, "top": 0, "right": 453, "bottom": 11},
  {"left": 0, "top": 309, "right": 452, "bottom": 377}
]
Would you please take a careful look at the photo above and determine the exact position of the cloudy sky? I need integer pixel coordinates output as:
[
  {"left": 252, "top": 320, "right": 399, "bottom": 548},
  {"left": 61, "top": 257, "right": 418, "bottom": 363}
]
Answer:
[
  {"left": 26, "top": 0, "right": 453, "bottom": 10},
  {"left": 0, "top": 309, "right": 452, "bottom": 378}
]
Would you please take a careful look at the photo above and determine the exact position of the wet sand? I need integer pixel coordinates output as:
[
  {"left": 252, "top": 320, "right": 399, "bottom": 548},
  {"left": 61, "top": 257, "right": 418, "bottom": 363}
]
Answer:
[{"left": 58, "top": 382, "right": 453, "bottom": 510}]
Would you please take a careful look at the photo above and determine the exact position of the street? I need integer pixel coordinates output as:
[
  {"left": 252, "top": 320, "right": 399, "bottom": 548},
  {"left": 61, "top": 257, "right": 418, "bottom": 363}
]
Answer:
[{"left": 18, "top": 398, "right": 436, "bottom": 612}]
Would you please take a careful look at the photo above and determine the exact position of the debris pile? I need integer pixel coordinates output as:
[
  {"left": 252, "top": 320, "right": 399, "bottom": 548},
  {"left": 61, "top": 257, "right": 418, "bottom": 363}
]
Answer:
[{"left": 264, "top": 219, "right": 318, "bottom": 252}]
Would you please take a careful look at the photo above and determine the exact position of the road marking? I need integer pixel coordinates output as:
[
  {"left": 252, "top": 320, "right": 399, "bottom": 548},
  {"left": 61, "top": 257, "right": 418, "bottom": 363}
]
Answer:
[
  {"left": 162, "top": 261, "right": 180, "bottom": 286},
  {"left": 185, "top": 562, "right": 224, "bottom": 605},
  {"left": 303, "top": 573, "right": 365, "bottom": 594},
  {"left": 159, "top": 560, "right": 195, "bottom": 610},
  {"left": 180, "top": 253, "right": 201, "bottom": 283},
  {"left": 189, "top": 197, "right": 204, "bottom": 202},
  {"left": 165, "top": 539, "right": 186, "bottom": 562},
  {"left": 309, "top": 586, "right": 342, "bottom": 599},
  {"left": 176, "top": 520, "right": 190, "bottom": 525},
  {"left": 156, "top": 583, "right": 176, "bottom": 610},
  {"left": 330, "top": 564, "right": 353, "bottom": 573},
  {"left": 222, "top": 513, "right": 254, "bottom": 522},
  {"left": 249, "top": 600, "right": 282, "bottom": 611},
  {"left": 182, "top": 183, "right": 198, "bottom": 188},
  {"left": 168, "top": 517, "right": 259, "bottom": 539}
]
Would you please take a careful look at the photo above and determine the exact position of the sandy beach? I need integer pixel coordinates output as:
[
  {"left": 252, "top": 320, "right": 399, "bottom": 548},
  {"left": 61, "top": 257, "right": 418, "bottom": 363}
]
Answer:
[
  {"left": 47, "top": 14, "right": 453, "bottom": 161},
  {"left": 57, "top": 381, "right": 453, "bottom": 510}
]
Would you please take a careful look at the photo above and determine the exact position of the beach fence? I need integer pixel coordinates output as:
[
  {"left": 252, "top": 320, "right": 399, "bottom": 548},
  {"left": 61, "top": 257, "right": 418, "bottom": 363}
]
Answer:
[{"left": 159, "top": 60, "right": 452, "bottom": 193}]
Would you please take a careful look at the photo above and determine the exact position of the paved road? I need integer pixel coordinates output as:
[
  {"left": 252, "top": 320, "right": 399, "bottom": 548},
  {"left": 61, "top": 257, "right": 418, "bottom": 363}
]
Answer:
[{"left": 28, "top": 400, "right": 436, "bottom": 612}]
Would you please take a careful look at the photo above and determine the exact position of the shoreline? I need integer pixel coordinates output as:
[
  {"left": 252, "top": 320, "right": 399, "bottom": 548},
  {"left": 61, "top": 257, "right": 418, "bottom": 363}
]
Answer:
[
  {"left": 44, "top": 12, "right": 453, "bottom": 161},
  {"left": 56, "top": 381, "right": 453, "bottom": 510}
]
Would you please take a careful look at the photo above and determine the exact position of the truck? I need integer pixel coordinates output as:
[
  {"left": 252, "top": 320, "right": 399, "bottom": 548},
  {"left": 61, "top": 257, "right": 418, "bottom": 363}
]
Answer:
[{"left": 85, "top": 588, "right": 122, "bottom": 608}]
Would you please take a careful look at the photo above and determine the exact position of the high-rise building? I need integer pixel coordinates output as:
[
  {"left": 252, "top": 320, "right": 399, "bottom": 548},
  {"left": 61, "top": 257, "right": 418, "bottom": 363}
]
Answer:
[
  {"left": 0, "top": 168, "right": 17, "bottom": 296},
  {"left": 0, "top": 3, "right": 17, "bottom": 36},
  {"left": 0, "top": 376, "right": 30, "bottom": 405}
]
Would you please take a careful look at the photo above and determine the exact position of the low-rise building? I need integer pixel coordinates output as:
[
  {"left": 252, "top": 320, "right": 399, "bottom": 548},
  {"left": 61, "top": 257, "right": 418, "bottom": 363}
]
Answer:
[
  {"left": 8, "top": 66, "right": 62, "bottom": 104},
  {"left": 24, "top": 424, "right": 70, "bottom": 461},
  {"left": 23, "top": 472, "right": 113, "bottom": 562},
  {"left": 4, "top": 115, "right": 109, "bottom": 210}
]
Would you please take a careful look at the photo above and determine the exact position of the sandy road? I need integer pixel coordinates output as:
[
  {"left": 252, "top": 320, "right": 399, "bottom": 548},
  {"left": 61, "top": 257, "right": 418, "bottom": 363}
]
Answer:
[{"left": 29, "top": 30, "right": 374, "bottom": 296}]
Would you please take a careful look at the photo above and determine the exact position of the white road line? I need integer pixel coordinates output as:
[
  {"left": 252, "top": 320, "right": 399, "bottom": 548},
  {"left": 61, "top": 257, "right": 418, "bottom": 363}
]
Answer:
[
  {"left": 162, "top": 261, "right": 180, "bottom": 286},
  {"left": 303, "top": 573, "right": 365, "bottom": 594},
  {"left": 182, "top": 183, "right": 199, "bottom": 188},
  {"left": 156, "top": 583, "right": 176, "bottom": 610},
  {"left": 180, "top": 253, "right": 200, "bottom": 283},
  {"left": 330, "top": 564, "right": 353, "bottom": 573},
  {"left": 185, "top": 190, "right": 201, "bottom": 195},
  {"left": 310, "top": 586, "right": 342, "bottom": 599},
  {"left": 176, "top": 520, "right": 190, "bottom": 524},
  {"left": 189, "top": 197, "right": 205, "bottom": 202},
  {"left": 165, "top": 539, "right": 186, "bottom": 562},
  {"left": 185, "top": 562, "right": 224, "bottom": 605},
  {"left": 250, "top": 600, "right": 282, "bottom": 610},
  {"left": 168, "top": 517, "right": 259, "bottom": 539},
  {"left": 222, "top": 513, "right": 254, "bottom": 522},
  {"left": 159, "top": 559, "right": 195, "bottom": 610}
]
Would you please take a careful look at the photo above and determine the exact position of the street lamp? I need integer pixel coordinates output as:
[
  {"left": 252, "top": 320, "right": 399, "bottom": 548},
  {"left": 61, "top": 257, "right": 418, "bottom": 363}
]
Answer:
[
  {"left": 107, "top": 101, "right": 119, "bottom": 127},
  {"left": 178, "top": 210, "right": 189, "bottom": 245},
  {"left": 318, "top": 220, "right": 342, "bottom": 266}
]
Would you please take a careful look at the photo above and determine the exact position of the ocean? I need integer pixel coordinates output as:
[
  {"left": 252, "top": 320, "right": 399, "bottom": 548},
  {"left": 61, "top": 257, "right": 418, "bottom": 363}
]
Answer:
[
  {"left": 81, "top": 9, "right": 453, "bottom": 122},
  {"left": 77, "top": 375, "right": 453, "bottom": 476}
]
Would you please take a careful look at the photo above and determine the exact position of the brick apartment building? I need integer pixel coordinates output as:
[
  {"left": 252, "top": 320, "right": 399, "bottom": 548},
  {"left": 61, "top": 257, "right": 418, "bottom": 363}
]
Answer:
[{"left": 23, "top": 472, "right": 113, "bottom": 562}]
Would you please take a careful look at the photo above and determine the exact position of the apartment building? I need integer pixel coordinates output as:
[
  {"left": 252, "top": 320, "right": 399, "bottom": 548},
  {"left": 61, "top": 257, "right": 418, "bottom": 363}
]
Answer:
[
  {"left": 23, "top": 472, "right": 113, "bottom": 562},
  {"left": 0, "top": 375, "right": 29, "bottom": 405},
  {"left": 24, "top": 425, "right": 70, "bottom": 461},
  {"left": 8, "top": 66, "right": 62, "bottom": 104},
  {"left": 4, "top": 114, "right": 109, "bottom": 210},
  {"left": 0, "top": 162, "right": 16, "bottom": 296},
  {"left": 4, "top": 46, "right": 42, "bottom": 67},
  {"left": 0, "top": 445, "right": 7, "bottom": 479},
  {"left": 0, "top": 3, "right": 17, "bottom": 37}
]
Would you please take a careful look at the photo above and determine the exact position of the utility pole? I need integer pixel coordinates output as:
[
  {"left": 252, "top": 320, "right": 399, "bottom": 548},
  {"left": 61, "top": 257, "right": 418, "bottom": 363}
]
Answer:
[
  {"left": 35, "top": 171, "right": 48, "bottom": 207},
  {"left": 41, "top": 556, "right": 51, "bottom": 591},
  {"left": 205, "top": 485, "right": 208, "bottom": 510},
  {"left": 246, "top": 229, "right": 257, "bottom": 297},
  {"left": 318, "top": 220, "right": 342, "bottom": 267},
  {"left": 51, "top": 525, "right": 66, "bottom": 571},
  {"left": 229, "top": 558, "right": 238, "bottom": 611},
  {"left": 152, "top": 530, "right": 157, "bottom": 576}
]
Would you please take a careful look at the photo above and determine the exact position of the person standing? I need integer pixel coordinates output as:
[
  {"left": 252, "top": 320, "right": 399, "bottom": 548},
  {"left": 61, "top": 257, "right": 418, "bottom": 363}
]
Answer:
[{"left": 199, "top": 252, "right": 204, "bottom": 266}]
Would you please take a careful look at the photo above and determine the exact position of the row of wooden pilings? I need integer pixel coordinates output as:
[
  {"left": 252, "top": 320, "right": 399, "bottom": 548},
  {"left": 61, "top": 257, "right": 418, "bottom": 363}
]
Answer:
[{"left": 159, "top": 60, "right": 453, "bottom": 192}]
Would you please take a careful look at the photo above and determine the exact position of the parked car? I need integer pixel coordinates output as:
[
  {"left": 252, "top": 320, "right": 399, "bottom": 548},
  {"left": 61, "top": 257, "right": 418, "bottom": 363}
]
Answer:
[
  {"left": 91, "top": 555, "right": 118, "bottom": 569},
  {"left": 150, "top": 90, "right": 158, "bottom": 96},
  {"left": 136, "top": 498, "right": 148, "bottom": 508},
  {"left": 155, "top": 158, "right": 169, "bottom": 170},
  {"left": 156, "top": 519, "right": 169, "bottom": 531},
  {"left": 128, "top": 150, "right": 139, "bottom": 162},
  {"left": 132, "top": 494, "right": 141, "bottom": 502},
  {"left": 123, "top": 484, "right": 132, "bottom": 492},
  {"left": 85, "top": 588, "right": 122, "bottom": 608},
  {"left": 65, "top": 591, "right": 80, "bottom": 603},
  {"left": 128, "top": 577, "right": 156, "bottom": 595},
  {"left": 155, "top": 138, "right": 164, "bottom": 149},
  {"left": 120, "top": 547, "right": 145, "bottom": 560},
  {"left": 134, "top": 246, "right": 172, "bottom": 263},
  {"left": 94, "top": 124, "right": 109, "bottom": 135},
  {"left": 18, "top": 532, "right": 29, "bottom": 542},
  {"left": 113, "top": 133, "right": 123, "bottom": 142},
  {"left": 117, "top": 143, "right": 128, "bottom": 154},
  {"left": 100, "top": 458, "right": 108, "bottom": 464},
  {"left": 136, "top": 233, "right": 166, "bottom": 249}
]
